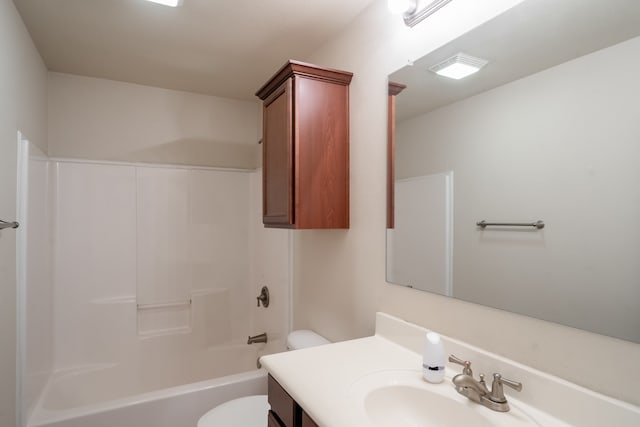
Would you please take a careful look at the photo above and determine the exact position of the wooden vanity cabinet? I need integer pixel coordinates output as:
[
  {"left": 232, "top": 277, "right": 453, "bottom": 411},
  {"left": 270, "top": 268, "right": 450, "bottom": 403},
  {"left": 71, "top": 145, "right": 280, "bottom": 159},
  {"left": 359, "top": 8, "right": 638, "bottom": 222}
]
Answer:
[
  {"left": 268, "top": 374, "right": 297, "bottom": 427},
  {"left": 268, "top": 411, "right": 284, "bottom": 427},
  {"left": 268, "top": 374, "right": 319, "bottom": 427},
  {"left": 301, "top": 411, "right": 319, "bottom": 427},
  {"left": 256, "top": 60, "right": 353, "bottom": 229}
]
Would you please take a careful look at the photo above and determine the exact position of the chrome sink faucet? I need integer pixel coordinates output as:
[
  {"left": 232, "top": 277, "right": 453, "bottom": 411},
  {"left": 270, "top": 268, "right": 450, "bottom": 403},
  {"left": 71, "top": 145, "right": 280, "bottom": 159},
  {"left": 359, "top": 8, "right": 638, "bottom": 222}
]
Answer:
[{"left": 448, "top": 355, "right": 522, "bottom": 412}]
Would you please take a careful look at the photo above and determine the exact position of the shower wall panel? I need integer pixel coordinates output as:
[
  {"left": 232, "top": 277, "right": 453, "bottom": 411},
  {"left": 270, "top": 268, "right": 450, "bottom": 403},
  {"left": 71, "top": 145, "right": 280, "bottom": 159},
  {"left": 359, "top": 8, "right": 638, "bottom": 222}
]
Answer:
[
  {"left": 52, "top": 160, "right": 255, "bottom": 370},
  {"left": 136, "top": 167, "right": 190, "bottom": 307},
  {"left": 53, "top": 162, "right": 137, "bottom": 369}
]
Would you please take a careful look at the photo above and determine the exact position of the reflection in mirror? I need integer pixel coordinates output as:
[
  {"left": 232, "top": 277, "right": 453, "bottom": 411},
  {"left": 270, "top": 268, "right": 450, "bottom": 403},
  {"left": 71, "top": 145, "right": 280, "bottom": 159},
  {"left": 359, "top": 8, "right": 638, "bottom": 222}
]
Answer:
[
  {"left": 386, "top": 0, "right": 640, "bottom": 343},
  {"left": 387, "top": 172, "right": 453, "bottom": 294}
]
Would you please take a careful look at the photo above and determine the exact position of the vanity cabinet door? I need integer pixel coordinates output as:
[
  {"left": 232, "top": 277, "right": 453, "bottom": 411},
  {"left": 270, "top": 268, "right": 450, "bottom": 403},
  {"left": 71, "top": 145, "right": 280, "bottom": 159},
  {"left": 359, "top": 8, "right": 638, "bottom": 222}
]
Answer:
[
  {"left": 301, "top": 411, "right": 319, "bottom": 427},
  {"left": 256, "top": 60, "right": 353, "bottom": 229},
  {"left": 267, "top": 375, "right": 322, "bottom": 427},
  {"left": 267, "top": 374, "right": 297, "bottom": 427},
  {"left": 268, "top": 410, "right": 285, "bottom": 427}
]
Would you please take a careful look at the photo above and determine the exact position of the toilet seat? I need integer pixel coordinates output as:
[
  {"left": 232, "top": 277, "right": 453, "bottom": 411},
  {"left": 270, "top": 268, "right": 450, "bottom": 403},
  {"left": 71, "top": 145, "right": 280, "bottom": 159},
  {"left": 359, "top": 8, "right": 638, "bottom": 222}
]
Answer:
[{"left": 197, "top": 395, "right": 268, "bottom": 427}]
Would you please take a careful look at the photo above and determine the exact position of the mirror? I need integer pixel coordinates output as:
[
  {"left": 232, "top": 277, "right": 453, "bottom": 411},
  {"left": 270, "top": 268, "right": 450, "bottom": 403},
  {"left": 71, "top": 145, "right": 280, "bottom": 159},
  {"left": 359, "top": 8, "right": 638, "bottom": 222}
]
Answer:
[{"left": 386, "top": 0, "right": 640, "bottom": 343}]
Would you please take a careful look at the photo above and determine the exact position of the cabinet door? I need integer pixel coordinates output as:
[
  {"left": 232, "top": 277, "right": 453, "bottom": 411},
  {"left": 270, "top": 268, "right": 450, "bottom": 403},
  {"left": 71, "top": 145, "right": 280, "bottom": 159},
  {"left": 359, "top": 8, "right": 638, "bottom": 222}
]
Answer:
[
  {"left": 301, "top": 411, "right": 319, "bottom": 427},
  {"left": 294, "top": 76, "right": 349, "bottom": 229},
  {"left": 262, "top": 78, "right": 293, "bottom": 227},
  {"left": 268, "top": 411, "right": 285, "bottom": 427},
  {"left": 268, "top": 375, "right": 297, "bottom": 427},
  {"left": 387, "top": 81, "right": 406, "bottom": 229}
]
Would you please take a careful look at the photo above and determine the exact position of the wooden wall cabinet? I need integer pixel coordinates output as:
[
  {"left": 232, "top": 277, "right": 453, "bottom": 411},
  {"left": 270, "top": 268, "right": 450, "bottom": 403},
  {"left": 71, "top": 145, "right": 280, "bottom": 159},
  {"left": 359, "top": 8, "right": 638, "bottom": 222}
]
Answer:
[
  {"left": 387, "top": 81, "right": 407, "bottom": 229},
  {"left": 268, "top": 375, "right": 319, "bottom": 427},
  {"left": 256, "top": 60, "right": 353, "bottom": 229}
]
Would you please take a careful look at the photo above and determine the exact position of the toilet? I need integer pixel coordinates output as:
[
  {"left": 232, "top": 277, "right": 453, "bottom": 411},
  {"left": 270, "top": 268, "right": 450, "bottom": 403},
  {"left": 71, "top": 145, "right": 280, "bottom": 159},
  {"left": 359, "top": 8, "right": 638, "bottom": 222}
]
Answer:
[{"left": 197, "top": 330, "right": 330, "bottom": 427}]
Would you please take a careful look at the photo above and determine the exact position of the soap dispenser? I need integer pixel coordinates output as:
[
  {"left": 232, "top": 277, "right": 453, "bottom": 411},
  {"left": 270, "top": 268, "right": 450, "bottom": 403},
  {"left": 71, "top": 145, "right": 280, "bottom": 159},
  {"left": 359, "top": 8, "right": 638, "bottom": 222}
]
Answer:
[{"left": 422, "top": 332, "right": 445, "bottom": 383}]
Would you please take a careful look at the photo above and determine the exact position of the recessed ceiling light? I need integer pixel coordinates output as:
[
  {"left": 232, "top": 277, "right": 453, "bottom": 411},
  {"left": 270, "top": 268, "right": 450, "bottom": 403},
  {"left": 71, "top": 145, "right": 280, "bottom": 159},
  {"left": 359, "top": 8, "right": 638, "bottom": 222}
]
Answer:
[
  {"left": 144, "top": 0, "right": 183, "bottom": 7},
  {"left": 429, "top": 53, "right": 488, "bottom": 80}
]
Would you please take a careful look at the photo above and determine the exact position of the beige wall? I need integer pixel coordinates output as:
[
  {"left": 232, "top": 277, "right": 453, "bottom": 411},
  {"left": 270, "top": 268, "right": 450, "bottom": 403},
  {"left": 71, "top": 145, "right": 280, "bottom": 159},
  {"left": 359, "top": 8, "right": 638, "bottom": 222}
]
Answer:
[
  {"left": 48, "top": 73, "right": 261, "bottom": 168},
  {"left": 294, "top": 0, "right": 640, "bottom": 406},
  {"left": 0, "top": 2, "right": 48, "bottom": 426}
]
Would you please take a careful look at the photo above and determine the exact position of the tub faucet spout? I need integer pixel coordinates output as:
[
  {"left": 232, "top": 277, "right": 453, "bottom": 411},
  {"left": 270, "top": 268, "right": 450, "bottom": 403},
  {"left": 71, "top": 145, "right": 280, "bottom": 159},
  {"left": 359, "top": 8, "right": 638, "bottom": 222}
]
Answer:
[{"left": 247, "top": 333, "right": 267, "bottom": 344}]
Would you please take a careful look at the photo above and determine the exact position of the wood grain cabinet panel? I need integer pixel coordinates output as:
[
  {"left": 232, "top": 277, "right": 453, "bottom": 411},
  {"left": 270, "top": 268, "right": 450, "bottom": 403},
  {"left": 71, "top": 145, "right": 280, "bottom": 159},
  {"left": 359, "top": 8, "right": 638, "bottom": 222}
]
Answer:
[
  {"left": 301, "top": 411, "right": 320, "bottom": 427},
  {"left": 256, "top": 60, "right": 353, "bottom": 229},
  {"left": 268, "top": 410, "right": 286, "bottom": 427},
  {"left": 262, "top": 80, "right": 294, "bottom": 225},
  {"left": 387, "top": 81, "right": 407, "bottom": 229},
  {"left": 268, "top": 375, "right": 322, "bottom": 427},
  {"left": 268, "top": 374, "right": 297, "bottom": 427}
]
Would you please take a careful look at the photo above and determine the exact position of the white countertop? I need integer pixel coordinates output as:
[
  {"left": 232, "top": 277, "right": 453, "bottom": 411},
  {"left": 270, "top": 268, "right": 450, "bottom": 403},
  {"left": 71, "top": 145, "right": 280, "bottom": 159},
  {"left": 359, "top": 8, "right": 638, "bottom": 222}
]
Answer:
[
  {"left": 261, "top": 335, "right": 420, "bottom": 426},
  {"left": 260, "top": 313, "right": 640, "bottom": 427}
]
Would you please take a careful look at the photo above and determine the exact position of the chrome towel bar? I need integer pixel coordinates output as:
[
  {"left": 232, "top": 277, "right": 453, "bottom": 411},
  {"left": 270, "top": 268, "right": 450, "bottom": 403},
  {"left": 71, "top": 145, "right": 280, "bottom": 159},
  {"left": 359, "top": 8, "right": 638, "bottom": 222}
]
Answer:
[
  {"left": 0, "top": 219, "right": 19, "bottom": 230},
  {"left": 476, "top": 220, "right": 545, "bottom": 229}
]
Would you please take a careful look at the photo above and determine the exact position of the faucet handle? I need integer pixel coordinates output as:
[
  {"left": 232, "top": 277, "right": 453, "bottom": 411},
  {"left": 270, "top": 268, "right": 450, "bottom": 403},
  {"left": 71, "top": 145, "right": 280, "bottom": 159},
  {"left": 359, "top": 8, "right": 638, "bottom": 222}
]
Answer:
[
  {"left": 448, "top": 354, "right": 473, "bottom": 376},
  {"left": 489, "top": 373, "right": 522, "bottom": 402},
  {"left": 256, "top": 286, "right": 269, "bottom": 308}
]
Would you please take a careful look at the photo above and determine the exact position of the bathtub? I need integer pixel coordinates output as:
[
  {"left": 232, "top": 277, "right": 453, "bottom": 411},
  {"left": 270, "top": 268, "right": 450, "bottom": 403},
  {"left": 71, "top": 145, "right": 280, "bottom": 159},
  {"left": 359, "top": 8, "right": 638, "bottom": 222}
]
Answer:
[{"left": 28, "top": 344, "right": 269, "bottom": 427}]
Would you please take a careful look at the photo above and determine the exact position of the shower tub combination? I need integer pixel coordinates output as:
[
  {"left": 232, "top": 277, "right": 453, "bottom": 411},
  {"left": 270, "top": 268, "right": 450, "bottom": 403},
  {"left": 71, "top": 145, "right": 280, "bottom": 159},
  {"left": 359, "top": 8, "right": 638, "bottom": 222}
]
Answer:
[
  {"left": 23, "top": 160, "right": 290, "bottom": 427},
  {"left": 28, "top": 344, "right": 269, "bottom": 427}
]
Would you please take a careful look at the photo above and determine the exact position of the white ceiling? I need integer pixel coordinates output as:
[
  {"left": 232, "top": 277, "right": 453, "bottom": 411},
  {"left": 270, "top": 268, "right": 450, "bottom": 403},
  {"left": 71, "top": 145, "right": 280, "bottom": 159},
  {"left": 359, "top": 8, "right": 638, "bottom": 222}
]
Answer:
[{"left": 14, "top": 0, "right": 375, "bottom": 101}]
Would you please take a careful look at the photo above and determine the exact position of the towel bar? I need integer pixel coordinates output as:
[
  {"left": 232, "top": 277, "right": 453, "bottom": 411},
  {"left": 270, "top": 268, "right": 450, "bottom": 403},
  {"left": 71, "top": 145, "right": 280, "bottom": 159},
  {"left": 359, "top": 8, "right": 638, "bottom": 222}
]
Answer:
[
  {"left": 0, "top": 219, "right": 19, "bottom": 230},
  {"left": 476, "top": 220, "right": 544, "bottom": 229}
]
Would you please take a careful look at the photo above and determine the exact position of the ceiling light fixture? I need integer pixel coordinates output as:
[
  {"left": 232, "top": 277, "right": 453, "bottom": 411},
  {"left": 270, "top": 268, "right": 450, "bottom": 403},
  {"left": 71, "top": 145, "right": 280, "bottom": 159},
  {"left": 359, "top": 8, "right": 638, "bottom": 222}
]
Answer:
[
  {"left": 428, "top": 53, "right": 488, "bottom": 80},
  {"left": 388, "top": 0, "right": 454, "bottom": 27},
  {"left": 144, "top": 0, "right": 183, "bottom": 7},
  {"left": 387, "top": 0, "right": 417, "bottom": 15}
]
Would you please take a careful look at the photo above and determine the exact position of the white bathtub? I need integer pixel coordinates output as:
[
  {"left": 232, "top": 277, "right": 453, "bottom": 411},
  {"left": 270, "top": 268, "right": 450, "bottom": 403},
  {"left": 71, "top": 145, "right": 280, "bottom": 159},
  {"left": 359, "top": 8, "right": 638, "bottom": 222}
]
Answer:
[{"left": 28, "top": 344, "right": 269, "bottom": 427}]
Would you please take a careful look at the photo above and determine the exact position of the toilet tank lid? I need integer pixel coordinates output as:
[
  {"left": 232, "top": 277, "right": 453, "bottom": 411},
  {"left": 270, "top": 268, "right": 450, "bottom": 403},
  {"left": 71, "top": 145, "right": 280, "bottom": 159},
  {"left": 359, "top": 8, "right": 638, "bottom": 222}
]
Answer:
[{"left": 287, "top": 330, "right": 330, "bottom": 349}]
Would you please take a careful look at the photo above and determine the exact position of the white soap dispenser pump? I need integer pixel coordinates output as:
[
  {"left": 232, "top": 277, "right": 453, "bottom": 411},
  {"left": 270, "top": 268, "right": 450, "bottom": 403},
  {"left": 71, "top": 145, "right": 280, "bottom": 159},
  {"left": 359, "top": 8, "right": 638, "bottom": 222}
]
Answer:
[{"left": 422, "top": 332, "right": 445, "bottom": 383}]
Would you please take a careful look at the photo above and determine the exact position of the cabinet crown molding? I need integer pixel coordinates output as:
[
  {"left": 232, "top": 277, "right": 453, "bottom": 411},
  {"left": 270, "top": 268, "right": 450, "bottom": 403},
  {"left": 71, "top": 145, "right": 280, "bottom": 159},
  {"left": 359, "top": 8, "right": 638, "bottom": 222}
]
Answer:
[{"left": 256, "top": 60, "right": 353, "bottom": 101}]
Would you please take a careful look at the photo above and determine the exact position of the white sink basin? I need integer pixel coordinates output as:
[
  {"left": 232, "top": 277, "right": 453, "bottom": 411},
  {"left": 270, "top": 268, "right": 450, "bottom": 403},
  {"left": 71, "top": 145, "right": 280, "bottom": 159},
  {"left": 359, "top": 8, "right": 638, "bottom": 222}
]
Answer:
[
  {"left": 365, "top": 384, "right": 496, "bottom": 427},
  {"left": 350, "top": 370, "right": 540, "bottom": 427}
]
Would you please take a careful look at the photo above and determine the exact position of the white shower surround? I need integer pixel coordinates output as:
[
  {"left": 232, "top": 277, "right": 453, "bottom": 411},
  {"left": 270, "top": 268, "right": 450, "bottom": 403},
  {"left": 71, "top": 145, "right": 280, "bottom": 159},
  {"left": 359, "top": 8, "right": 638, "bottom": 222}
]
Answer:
[{"left": 23, "top": 158, "right": 290, "bottom": 426}]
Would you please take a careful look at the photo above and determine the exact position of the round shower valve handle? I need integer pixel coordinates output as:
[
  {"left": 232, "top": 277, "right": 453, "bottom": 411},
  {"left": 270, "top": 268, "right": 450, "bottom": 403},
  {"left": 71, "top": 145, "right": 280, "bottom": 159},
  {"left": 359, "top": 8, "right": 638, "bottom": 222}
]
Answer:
[{"left": 256, "top": 286, "right": 269, "bottom": 308}]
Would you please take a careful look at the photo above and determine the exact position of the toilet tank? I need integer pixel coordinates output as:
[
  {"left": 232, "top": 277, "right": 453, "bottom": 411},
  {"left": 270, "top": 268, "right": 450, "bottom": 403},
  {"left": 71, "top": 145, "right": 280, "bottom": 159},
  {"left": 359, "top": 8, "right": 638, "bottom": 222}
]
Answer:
[{"left": 286, "top": 330, "right": 330, "bottom": 350}]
